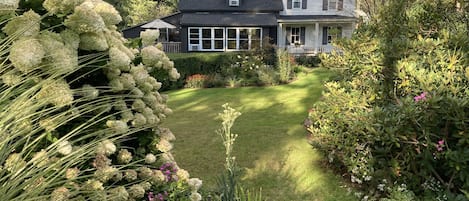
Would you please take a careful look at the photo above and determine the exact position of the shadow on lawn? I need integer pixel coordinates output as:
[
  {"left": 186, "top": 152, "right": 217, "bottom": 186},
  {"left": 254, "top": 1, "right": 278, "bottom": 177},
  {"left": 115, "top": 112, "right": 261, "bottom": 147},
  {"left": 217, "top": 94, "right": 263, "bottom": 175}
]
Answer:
[{"left": 163, "top": 68, "right": 356, "bottom": 201}]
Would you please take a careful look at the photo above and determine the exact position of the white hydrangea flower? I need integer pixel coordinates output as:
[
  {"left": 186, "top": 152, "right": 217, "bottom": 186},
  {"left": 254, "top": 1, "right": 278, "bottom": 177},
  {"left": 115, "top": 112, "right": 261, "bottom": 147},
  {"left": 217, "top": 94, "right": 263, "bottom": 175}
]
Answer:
[
  {"left": 108, "top": 186, "right": 129, "bottom": 201},
  {"left": 0, "top": 0, "right": 20, "bottom": 15},
  {"left": 83, "top": 179, "right": 104, "bottom": 191},
  {"left": 121, "top": 110, "right": 134, "bottom": 122},
  {"left": 132, "top": 113, "right": 147, "bottom": 127},
  {"left": 106, "top": 120, "right": 128, "bottom": 133},
  {"left": 79, "top": 84, "right": 99, "bottom": 99},
  {"left": 117, "top": 149, "right": 132, "bottom": 164},
  {"left": 51, "top": 186, "right": 70, "bottom": 201},
  {"left": 120, "top": 73, "right": 136, "bottom": 89},
  {"left": 109, "top": 47, "right": 131, "bottom": 70},
  {"left": 109, "top": 78, "right": 124, "bottom": 91},
  {"left": 37, "top": 79, "right": 74, "bottom": 107},
  {"left": 32, "top": 150, "right": 49, "bottom": 168},
  {"left": 131, "top": 99, "right": 146, "bottom": 112},
  {"left": 151, "top": 170, "right": 165, "bottom": 184},
  {"left": 169, "top": 68, "right": 180, "bottom": 81},
  {"left": 188, "top": 178, "right": 203, "bottom": 192},
  {"left": 1, "top": 70, "right": 22, "bottom": 86},
  {"left": 9, "top": 38, "right": 45, "bottom": 73},
  {"left": 130, "top": 65, "right": 150, "bottom": 85},
  {"left": 140, "top": 181, "right": 152, "bottom": 191},
  {"left": 128, "top": 184, "right": 145, "bottom": 199},
  {"left": 96, "top": 139, "right": 117, "bottom": 156},
  {"left": 140, "top": 29, "right": 160, "bottom": 47},
  {"left": 143, "top": 93, "right": 157, "bottom": 105},
  {"left": 2, "top": 10, "right": 41, "bottom": 37},
  {"left": 57, "top": 140, "right": 73, "bottom": 155},
  {"left": 189, "top": 192, "right": 202, "bottom": 201},
  {"left": 124, "top": 169, "right": 138, "bottom": 181},
  {"left": 65, "top": 168, "right": 80, "bottom": 180},
  {"left": 60, "top": 29, "right": 80, "bottom": 50},
  {"left": 105, "top": 67, "right": 122, "bottom": 80},
  {"left": 94, "top": 166, "right": 118, "bottom": 182},
  {"left": 141, "top": 46, "right": 166, "bottom": 67},
  {"left": 140, "top": 82, "right": 154, "bottom": 93},
  {"left": 43, "top": 0, "right": 84, "bottom": 15},
  {"left": 64, "top": 1, "right": 106, "bottom": 34},
  {"left": 4, "top": 153, "right": 26, "bottom": 172},
  {"left": 156, "top": 139, "right": 173, "bottom": 153},
  {"left": 160, "top": 128, "right": 176, "bottom": 141},
  {"left": 160, "top": 152, "right": 175, "bottom": 163},
  {"left": 130, "top": 87, "right": 144, "bottom": 97},
  {"left": 145, "top": 153, "right": 156, "bottom": 164},
  {"left": 93, "top": 1, "right": 122, "bottom": 25},
  {"left": 138, "top": 167, "right": 153, "bottom": 180},
  {"left": 79, "top": 32, "right": 109, "bottom": 51}
]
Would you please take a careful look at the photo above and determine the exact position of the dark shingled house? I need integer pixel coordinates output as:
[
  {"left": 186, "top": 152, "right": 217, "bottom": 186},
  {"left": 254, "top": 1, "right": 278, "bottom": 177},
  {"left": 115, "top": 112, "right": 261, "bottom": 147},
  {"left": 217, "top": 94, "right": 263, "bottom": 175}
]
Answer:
[{"left": 175, "top": 0, "right": 283, "bottom": 52}]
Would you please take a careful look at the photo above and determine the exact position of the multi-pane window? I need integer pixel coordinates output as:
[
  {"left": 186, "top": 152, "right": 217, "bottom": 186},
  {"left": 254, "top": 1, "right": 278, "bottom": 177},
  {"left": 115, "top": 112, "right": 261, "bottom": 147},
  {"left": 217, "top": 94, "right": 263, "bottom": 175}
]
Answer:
[
  {"left": 326, "top": 26, "right": 342, "bottom": 44},
  {"left": 291, "top": 27, "right": 300, "bottom": 45},
  {"left": 189, "top": 28, "right": 225, "bottom": 51},
  {"left": 293, "top": 0, "right": 301, "bottom": 9},
  {"left": 192, "top": 27, "right": 261, "bottom": 51},
  {"left": 329, "top": 0, "right": 337, "bottom": 10}
]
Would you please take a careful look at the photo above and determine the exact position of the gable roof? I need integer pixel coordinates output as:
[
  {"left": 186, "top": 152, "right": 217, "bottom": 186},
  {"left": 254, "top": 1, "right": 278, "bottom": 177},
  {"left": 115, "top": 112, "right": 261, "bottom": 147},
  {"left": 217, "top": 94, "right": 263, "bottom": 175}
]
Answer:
[
  {"left": 178, "top": 0, "right": 283, "bottom": 12},
  {"left": 181, "top": 13, "right": 278, "bottom": 26}
]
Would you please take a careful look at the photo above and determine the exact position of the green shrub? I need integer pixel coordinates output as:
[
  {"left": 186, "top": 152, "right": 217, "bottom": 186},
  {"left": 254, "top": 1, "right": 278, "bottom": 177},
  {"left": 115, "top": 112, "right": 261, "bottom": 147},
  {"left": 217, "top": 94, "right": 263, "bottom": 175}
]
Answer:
[
  {"left": 306, "top": 4, "right": 469, "bottom": 199},
  {"left": 277, "top": 49, "right": 294, "bottom": 83},
  {"left": 295, "top": 56, "right": 321, "bottom": 68}
]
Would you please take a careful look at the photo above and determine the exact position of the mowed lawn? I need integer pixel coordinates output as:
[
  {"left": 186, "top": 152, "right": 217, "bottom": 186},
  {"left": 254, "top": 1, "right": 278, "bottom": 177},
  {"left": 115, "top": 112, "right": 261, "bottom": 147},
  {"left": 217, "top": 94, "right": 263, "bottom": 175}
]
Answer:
[{"left": 161, "top": 68, "right": 357, "bottom": 201}]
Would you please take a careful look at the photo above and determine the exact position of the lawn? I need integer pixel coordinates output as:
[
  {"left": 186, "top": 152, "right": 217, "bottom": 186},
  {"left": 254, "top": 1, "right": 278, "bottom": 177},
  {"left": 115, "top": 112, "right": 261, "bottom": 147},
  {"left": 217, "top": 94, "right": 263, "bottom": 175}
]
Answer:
[{"left": 161, "top": 68, "right": 357, "bottom": 201}]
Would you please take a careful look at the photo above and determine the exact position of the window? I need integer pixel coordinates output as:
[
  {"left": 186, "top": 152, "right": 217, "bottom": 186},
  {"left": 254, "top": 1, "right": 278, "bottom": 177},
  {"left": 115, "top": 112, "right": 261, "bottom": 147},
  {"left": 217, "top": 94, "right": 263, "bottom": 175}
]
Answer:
[
  {"left": 291, "top": 27, "right": 300, "bottom": 44},
  {"left": 323, "top": 0, "right": 343, "bottom": 11},
  {"left": 226, "top": 28, "right": 262, "bottom": 51},
  {"left": 329, "top": 0, "right": 337, "bottom": 10},
  {"left": 293, "top": 0, "right": 301, "bottom": 9},
  {"left": 229, "top": 0, "right": 239, "bottom": 6},
  {"left": 322, "top": 26, "right": 342, "bottom": 44},
  {"left": 188, "top": 27, "right": 225, "bottom": 51}
]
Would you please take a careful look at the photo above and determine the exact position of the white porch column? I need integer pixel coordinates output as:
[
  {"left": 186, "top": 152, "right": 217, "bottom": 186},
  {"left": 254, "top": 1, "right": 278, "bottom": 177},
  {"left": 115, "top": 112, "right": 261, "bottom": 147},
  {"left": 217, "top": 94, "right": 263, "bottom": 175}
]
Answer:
[
  {"left": 314, "top": 22, "right": 319, "bottom": 53},
  {"left": 278, "top": 23, "right": 283, "bottom": 49}
]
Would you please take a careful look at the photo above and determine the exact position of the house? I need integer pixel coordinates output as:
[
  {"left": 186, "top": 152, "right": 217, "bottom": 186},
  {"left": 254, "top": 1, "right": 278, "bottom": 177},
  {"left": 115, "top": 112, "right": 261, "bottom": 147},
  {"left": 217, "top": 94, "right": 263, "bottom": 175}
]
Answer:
[
  {"left": 176, "top": 0, "right": 283, "bottom": 52},
  {"left": 124, "top": 0, "right": 358, "bottom": 54},
  {"left": 278, "top": 0, "right": 357, "bottom": 54}
]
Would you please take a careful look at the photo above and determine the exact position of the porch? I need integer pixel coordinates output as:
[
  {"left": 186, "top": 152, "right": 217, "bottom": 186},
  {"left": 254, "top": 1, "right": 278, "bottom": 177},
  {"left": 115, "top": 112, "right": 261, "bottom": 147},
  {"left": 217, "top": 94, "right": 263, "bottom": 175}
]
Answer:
[{"left": 277, "top": 15, "right": 356, "bottom": 55}]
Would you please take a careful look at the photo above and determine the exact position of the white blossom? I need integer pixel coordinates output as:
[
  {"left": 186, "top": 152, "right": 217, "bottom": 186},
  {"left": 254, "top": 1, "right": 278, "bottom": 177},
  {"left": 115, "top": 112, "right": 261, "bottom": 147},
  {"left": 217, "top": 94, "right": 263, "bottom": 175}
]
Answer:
[
  {"left": 2, "top": 10, "right": 40, "bottom": 37},
  {"left": 188, "top": 178, "right": 203, "bottom": 192},
  {"left": 96, "top": 139, "right": 117, "bottom": 156},
  {"left": 189, "top": 192, "right": 202, "bottom": 201},
  {"left": 64, "top": 1, "right": 106, "bottom": 34},
  {"left": 109, "top": 47, "right": 131, "bottom": 70},
  {"left": 0, "top": 0, "right": 20, "bottom": 15},
  {"left": 57, "top": 141, "right": 73, "bottom": 155},
  {"left": 79, "top": 32, "right": 109, "bottom": 51},
  {"left": 9, "top": 38, "right": 45, "bottom": 73},
  {"left": 140, "top": 29, "right": 159, "bottom": 47},
  {"left": 37, "top": 79, "right": 74, "bottom": 107},
  {"left": 93, "top": 1, "right": 122, "bottom": 26},
  {"left": 43, "top": 0, "right": 84, "bottom": 15},
  {"left": 144, "top": 153, "right": 156, "bottom": 164}
]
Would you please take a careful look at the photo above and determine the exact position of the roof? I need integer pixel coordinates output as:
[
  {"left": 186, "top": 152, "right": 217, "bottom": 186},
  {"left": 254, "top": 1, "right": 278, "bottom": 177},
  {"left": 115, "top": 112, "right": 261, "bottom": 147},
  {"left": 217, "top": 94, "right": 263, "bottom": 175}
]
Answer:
[
  {"left": 141, "top": 19, "right": 176, "bottom": 29},
  {"left": 277, "top": 15, "right": 357, "bottom": 22},
  {"left": 180, "top": 13, "right": 278, "bottom": 26},
  {"left": 178, "top": 0, "right": 283, "bottom": 12}
]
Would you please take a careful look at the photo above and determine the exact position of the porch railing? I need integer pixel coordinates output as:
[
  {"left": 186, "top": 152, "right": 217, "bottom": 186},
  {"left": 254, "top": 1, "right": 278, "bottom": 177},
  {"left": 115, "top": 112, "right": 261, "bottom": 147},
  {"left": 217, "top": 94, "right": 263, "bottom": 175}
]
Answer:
[{"left": 161, "top": 42, "right": 181, "bottom": 53}]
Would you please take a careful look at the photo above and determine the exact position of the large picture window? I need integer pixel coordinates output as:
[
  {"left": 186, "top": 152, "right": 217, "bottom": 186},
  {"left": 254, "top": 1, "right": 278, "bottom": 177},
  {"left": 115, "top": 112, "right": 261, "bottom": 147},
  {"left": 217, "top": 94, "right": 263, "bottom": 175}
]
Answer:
[
  {"left": 189, "top": 28, "right": 225, "bottom": 51},
  {"left": 189, "top": 27, "right": 262, "bottom": 51}
]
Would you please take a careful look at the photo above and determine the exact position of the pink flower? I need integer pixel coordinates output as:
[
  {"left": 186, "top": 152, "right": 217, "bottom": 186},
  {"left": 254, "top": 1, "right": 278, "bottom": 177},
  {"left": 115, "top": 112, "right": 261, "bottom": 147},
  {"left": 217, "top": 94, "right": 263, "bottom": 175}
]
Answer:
[
  {"left": 436, "top": 139, "right": 445, "bottom": 152},
  {"left": 414, "top": 92, "right": 428, "bottom": 102}
]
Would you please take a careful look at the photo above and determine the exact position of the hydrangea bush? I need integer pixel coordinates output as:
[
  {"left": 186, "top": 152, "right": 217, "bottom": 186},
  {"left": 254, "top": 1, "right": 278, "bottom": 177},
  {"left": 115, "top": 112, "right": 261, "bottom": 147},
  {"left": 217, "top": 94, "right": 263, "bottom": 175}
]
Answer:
[{"left": 0, "top": 1, "right": 202, "bottom": 200}]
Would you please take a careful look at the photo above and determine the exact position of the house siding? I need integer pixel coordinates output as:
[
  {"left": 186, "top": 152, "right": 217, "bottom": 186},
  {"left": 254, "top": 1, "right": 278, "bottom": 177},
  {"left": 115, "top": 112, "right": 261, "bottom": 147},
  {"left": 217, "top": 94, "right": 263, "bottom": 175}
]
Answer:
[{"left": 280, "top": 0, "right": 356, "bottom": 17}]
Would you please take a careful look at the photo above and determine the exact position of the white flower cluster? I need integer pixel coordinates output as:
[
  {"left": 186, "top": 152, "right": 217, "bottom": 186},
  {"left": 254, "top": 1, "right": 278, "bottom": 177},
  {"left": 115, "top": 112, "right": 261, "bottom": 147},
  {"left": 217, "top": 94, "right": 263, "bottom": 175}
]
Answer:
[
  {"left": 37, "top": 79, "right": 74, "bottom": 107},
  {"left": 0, "top": 0, "right": 20, "bottom": 15},
  {"left": 141, "top": 29, "right": 160, "bottom": 47}
]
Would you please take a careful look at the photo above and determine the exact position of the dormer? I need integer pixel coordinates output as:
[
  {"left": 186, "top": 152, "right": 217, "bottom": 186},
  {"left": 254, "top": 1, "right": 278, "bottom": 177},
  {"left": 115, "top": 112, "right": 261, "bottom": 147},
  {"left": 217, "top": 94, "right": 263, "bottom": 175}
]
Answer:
[{"left": 229, "top": 0, "right": 240, "bottom": 7}]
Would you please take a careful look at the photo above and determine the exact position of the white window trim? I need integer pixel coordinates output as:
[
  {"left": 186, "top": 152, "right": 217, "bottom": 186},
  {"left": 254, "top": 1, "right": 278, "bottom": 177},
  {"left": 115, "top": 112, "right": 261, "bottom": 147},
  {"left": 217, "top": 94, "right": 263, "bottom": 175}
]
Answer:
[
  {"left": 290, "top": 27, "right": 301, "bottom": 45},
  {"left": 188, "top": 27, "right": 225, "bottom": 51},
  {"left": 229, "top": 0, "right": 239, "bottom": 6},
  {"left": 292, "top": 0, "right": 302, "bottom": 9},
  {"left": 328, "top": 0, "right": 337, "bottom": 11},
  {"left": 225, "top": 27, "right": 263, "bottom": 51}
]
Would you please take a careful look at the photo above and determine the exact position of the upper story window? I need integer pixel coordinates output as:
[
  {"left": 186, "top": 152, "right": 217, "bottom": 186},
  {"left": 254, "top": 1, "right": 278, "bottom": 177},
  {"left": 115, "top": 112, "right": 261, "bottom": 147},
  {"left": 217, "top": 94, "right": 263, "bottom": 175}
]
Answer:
[
  {"left": 287, "top": 0, "right": 306, "bottom": 9},
  {"left": 229, "top": 0, "right": 239, "bottom": 6},
  {"left": 293, "top": 0, "right": 301, "bottom": 9},
  {"left": 323, "top": 0, "right": 343, "bottom": 11}
]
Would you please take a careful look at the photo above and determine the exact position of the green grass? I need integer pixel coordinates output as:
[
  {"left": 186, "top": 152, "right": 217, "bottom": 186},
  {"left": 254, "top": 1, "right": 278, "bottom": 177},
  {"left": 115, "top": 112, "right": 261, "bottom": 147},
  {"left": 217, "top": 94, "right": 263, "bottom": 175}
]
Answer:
[{"left": 162, "top": 68, "right": 357, "bottom": 201}]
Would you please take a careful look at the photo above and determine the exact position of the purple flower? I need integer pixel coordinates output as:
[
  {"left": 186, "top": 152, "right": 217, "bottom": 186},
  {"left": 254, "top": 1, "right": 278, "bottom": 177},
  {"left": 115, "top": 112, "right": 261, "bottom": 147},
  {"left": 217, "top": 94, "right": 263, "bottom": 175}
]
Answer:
[
  {"left": 414, "top": 92, "right": 428, "bottom": 102},
  {"left": 148, "top": 192, "right": 155, "bottom": 201}
]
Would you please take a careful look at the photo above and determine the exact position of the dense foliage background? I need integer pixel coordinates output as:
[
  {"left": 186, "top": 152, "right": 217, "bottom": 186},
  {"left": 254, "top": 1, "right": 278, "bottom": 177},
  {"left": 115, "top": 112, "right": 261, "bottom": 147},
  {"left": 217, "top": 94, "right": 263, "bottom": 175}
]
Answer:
[{"left": 307, "top": 0, "right": 469, "bottom": 200}]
